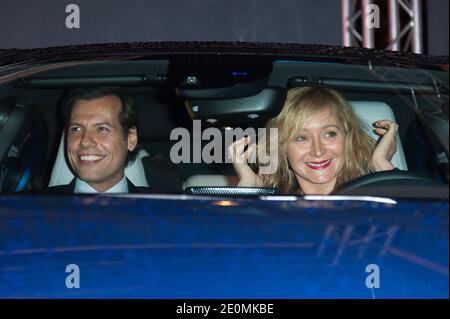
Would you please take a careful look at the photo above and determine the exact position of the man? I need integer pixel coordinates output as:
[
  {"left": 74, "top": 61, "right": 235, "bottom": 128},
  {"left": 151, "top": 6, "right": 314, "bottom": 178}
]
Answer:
[{"left": 47, "top": 87, "right": 150, "bottom": 194}]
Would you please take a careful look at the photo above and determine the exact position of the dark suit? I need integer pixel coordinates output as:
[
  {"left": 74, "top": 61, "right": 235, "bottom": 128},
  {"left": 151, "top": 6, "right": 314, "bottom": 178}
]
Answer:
[{"left": 44, "top": 178, "right": 152, "bottom": 194}]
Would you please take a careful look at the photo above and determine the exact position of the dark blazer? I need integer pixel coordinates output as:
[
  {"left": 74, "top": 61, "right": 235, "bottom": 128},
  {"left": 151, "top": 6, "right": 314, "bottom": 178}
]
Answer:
[{"left": 44, "top": 178, "right": 153, "bottom": 194}]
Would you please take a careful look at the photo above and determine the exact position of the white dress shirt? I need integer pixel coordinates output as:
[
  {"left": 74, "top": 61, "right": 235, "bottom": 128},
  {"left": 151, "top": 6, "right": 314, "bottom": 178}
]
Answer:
[{"left": 74, "top": 175, "right": 129, "bottom": 194}]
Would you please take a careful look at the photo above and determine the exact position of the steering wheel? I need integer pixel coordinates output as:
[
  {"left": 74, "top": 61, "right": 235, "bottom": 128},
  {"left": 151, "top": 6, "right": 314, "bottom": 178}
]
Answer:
[{"left": 333, "top": 169, "right": 448, "bottom": 198}]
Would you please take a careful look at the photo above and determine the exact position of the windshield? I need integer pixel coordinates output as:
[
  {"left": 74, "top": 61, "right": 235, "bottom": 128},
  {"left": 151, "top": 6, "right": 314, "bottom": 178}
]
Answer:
[{"left": 0, "top": 53, "right": 448, "bottom": 199}]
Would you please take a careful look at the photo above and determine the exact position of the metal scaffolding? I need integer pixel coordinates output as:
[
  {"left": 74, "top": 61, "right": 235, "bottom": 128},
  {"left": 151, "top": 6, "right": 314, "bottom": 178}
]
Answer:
[
  {"left": 342, "top": 0, "right": 364, "bottom": 47},
  {"left": 342, "top": 0, "right": 424, "bottom": 53}
]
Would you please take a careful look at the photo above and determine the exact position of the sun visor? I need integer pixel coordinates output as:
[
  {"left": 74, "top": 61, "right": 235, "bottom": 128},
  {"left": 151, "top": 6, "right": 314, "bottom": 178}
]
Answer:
[{"left": 184, "top": 86, "right": 286, "bottom": 124}]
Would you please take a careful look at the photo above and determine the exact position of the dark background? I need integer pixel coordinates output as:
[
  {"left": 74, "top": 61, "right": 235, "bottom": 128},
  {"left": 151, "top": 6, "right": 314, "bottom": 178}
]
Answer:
[{"left": 0, "top": 0, "right": 447, "bottom": 55}]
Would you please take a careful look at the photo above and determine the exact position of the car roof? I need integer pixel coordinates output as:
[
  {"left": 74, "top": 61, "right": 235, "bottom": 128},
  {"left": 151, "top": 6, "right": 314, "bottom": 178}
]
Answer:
[{"left": 0, "top": 41, "right": 448, "bottom": 69}]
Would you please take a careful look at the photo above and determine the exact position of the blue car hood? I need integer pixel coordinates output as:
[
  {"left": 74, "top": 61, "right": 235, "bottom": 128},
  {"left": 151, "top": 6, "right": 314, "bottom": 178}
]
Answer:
[{"left": 0, "top": 194, "right": 448, "bottom": 298}]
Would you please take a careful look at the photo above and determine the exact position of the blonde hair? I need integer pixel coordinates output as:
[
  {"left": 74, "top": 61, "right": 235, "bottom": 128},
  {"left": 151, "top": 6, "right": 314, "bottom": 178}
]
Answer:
[{"left": 259, "top": 87, "right": 375, "bottom": 194}]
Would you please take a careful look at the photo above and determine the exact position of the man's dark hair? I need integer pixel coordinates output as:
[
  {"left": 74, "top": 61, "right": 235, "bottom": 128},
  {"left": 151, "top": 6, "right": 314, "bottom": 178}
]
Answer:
[{"left": 61, "top": 87, "right": 139, "bottom": 164}]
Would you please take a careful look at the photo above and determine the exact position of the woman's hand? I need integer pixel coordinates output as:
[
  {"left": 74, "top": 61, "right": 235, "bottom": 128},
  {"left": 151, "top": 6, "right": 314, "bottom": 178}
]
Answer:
[
  {"left": 227, "top": 137, "right": 263, "bottom": 187},
  {"left": 371, "top": 120, "right": 398, "bottom": 171}
]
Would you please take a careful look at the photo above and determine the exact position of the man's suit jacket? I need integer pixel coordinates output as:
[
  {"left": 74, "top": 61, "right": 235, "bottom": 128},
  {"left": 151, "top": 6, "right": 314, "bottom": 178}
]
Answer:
[{"left": 44, "top": 178, "right": 153, "bottom": 194}]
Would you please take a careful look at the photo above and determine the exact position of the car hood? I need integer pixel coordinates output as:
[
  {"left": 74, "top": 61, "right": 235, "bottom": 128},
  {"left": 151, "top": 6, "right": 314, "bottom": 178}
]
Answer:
[{"left": 0, "top": 194, "right": 448, "bottom": 298}]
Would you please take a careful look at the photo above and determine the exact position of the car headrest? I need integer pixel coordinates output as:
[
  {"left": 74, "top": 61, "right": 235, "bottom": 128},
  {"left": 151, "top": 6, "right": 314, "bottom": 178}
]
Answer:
[
  {"left": 0, "top": 102, "right": 37, "bottom": 192},
  {"left": 48, "top": 134, "right": 150, "bottom": 187},
  {"left": 349, "top": 101, "right": 407, "bottom": 171},
  {"left": 183, "top": 174, "right": 239, "bottom": 189}
]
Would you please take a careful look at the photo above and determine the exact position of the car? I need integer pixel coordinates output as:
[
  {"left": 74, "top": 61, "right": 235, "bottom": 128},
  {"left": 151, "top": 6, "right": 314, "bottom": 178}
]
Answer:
[{"left": 0, "top": 42, "right": 448, "bottom": 298}]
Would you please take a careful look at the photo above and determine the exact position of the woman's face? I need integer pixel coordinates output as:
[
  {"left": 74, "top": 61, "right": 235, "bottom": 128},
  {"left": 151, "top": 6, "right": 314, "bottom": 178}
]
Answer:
[{"left": 287, "top": 107, "right": 346, "bottom": 195}]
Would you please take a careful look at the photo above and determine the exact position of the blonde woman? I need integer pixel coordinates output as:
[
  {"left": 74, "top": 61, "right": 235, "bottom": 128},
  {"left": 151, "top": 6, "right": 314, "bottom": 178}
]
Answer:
[{"left": 228, "top": 87, "right": 398, "bottom": 195}]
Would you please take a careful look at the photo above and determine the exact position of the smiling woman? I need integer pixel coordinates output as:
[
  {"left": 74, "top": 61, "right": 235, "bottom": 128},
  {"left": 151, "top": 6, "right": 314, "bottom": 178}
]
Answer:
[{"left": 229, "top": 86, "right": 398, "bottom": 195}]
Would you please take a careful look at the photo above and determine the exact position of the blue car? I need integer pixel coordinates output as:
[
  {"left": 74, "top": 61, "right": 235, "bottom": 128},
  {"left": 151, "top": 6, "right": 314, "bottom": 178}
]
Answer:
[{"left": 0, "top": 42, "right": 448, "bottom": 299}]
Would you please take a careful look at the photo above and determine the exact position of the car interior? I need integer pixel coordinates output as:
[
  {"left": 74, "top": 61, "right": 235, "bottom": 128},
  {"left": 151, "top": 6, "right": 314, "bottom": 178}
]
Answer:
[{"left": 0, "top": 56, "right": 448, "bottom": 198}]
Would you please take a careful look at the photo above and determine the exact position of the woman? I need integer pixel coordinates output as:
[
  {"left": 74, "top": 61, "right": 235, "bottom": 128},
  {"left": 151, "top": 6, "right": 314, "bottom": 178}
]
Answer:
[{"left": 228, "top": 87, "right": 398, "bottom": 195}]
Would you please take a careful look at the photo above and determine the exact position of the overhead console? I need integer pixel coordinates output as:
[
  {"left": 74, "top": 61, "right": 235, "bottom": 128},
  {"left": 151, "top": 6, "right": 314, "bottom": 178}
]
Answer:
[
  {"left": 183, "top": 86, "right": 286, "bottom": 125},
  {"left": 170, "top": 56, "right": 286, "bottom": 125},
  {"left": 170, "top": 56, "right": 274, "bottom": 99}
]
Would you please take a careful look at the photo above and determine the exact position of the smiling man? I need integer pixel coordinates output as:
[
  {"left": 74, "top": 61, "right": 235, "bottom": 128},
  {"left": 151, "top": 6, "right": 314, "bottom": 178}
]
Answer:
[{"left": 48, "top": 87, "right": 150, "bottom": 194}]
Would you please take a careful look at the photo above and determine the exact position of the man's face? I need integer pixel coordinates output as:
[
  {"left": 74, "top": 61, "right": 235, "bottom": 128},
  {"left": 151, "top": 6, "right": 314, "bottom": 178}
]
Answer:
[
  {"left": 66, "top": 96, "right": 137, "bottom": 192},
  {"left": 287, "top": 108, "right": 345, "bottom": 195}
]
